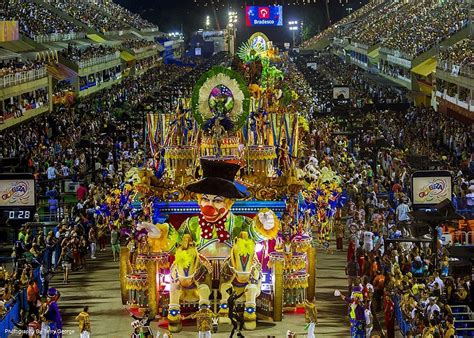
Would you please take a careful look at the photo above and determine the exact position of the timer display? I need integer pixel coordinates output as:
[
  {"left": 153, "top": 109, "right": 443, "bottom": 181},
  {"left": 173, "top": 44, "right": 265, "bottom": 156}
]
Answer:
[{"left": 5, "top": 210, "right": 32, "bottom": 220}]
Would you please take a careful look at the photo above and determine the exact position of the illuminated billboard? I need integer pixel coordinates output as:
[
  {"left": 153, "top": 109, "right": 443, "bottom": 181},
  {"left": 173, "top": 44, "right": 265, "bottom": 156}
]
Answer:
[
  {"left": 0, "top": 176, "right": 35, "bottom": 207},
  {"left": 411, "top": 171, "right": 452, "bottom": 205},
  {"left": 245, "top": 6, "right": 283, "bottom": 27}
]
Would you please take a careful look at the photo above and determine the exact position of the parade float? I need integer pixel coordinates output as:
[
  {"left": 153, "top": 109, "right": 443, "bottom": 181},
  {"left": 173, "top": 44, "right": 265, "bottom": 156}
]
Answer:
[{"left": 110, "top": 33, "right": 346, "bottom": 333}]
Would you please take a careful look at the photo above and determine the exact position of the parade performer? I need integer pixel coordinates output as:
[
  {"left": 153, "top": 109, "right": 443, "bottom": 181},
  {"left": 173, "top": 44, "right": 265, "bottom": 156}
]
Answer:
[
  {"left": 129, "top": 309, "right": 154, "bottom": 338},
  {"left": 182, "top": 304, "right": 218, "bottom": 338},
  {"left": 335, "top": 288, "right": 366, "bottom": 337},
  {"left": 43, "top": 288, "right": 62, "bottom": 338},
  {"left": 304, "top": 298, "right": 318, "bottom": 338},
  {"left": 162, "top": 159, "right": 279, "bottom": 331},
  {"left": 75, "top": 306, "right": 91, "bottom": 338},
  {"left": 227, "top": 288, "right": 245, "bottom": 338}
]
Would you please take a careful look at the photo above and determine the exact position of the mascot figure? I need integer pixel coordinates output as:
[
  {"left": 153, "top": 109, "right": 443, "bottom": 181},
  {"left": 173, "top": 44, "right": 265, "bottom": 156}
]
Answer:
[
  {"left": 168, "top": 234, "right": 212, "bottom": 332},
  {"left": 165, "top": 159, "right": 280, "bottom": 332},
  {"left": 219, "top": 231, "right": 262, "bottom": 330}
]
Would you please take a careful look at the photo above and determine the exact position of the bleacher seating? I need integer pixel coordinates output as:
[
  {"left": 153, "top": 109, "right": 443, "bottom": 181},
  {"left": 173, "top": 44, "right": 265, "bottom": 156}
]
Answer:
[
  {"left": 301, "top": 0, "right": 382, "bottom": 48},
  {"left": 382, "top": 0, "right": 469, "bottom": 58},
  {"left": 0, "top": 0, "right": 83, "bottom": 41},
  {"left": 49, "top": 0, "right": 129, "bottom": 32},
  {"left": 98, "top": 1, "right": 158, "bottom": 31}
]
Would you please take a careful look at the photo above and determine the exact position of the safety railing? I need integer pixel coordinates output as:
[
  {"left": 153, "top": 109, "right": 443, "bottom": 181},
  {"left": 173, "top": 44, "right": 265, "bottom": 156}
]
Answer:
[
  {"left": 0, "top": 246, "right": 49, "bottom": 334},
  {"left": 33, "top": 31, "right": 86, "bottom": 43},
  {"left": 75, "top": 51, "right": 120, "bottom": 69},
  {"left": 393, "top": 294, "right": 412, "bottom": 336},
  {"left": 0, "top": 68, "right": 47, "bottom": 89},
  {"left": 437, "top": 60, "right": 474, "bottom": 79},
  {"left": 0, "top": 289, "right": 27, "bottom": 336},
  {"left": 442, "top": 231, "right": 474, "bottom": 245}
]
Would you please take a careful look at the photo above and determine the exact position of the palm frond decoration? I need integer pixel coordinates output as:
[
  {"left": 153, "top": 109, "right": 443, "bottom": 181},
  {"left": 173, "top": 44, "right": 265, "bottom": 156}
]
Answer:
[{"left": 237, "top": 41, "right": 265, "bottom": 63}]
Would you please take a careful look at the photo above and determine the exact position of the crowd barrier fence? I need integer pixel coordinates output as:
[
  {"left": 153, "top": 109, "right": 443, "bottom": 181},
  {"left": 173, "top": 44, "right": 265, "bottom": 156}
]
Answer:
[
  {"left": 0, "top": 288, "right": 28, "bottom": 336},
  {"left": 0, "top": 68, "right": 47, "bottom": 89},
  {"left": 0, "top": 248, "right": 48, "bottom": 333}
]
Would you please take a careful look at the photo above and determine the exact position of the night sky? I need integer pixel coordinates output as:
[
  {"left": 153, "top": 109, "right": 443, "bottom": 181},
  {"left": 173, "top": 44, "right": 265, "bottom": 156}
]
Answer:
[{"left": 116, "top": 0, "right": 368, "bottom": 44}]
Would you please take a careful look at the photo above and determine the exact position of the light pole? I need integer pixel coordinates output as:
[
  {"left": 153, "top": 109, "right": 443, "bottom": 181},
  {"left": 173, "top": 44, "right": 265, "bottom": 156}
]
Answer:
[
  {"left": 205, "top": 15, "right": 210, "bottom": 30},
  {"left": 227, "top": 11, "right": 238, "bottom": 55},
  {"left": 288, "top": 21, "right": 299, "bottom": 48}
]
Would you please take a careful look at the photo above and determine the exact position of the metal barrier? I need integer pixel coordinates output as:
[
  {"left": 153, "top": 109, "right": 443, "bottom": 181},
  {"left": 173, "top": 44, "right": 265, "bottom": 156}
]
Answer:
[
  {"left": 76, "top": 51, "right": 120, "bottom": 69},
  {"left": 0, "top": 289, "right": 26, "bottom": 335},
  {"left": 33, "top": 32, "right": 86, "bottom": 43},
  {"left": 437, "top": 60, "right": 474, "bottom": 79},
  {"left": 0, "top": 68, "right": 47, "bottom": 88}
]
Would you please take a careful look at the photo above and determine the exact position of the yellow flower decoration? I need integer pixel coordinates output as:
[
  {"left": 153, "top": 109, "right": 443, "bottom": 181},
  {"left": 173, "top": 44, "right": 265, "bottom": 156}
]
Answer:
[
  {"left": 235, "top": 238, "right": 255, "bottom": 256},
  {"left": 174, "top": 249, "right": 193, "bottom": 269}
]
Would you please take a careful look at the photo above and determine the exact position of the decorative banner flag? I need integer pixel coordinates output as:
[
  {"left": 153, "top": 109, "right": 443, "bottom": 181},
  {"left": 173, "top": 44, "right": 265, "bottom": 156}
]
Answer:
[{"left": 0, "top": 21, "right": 19, "bottom": 42}]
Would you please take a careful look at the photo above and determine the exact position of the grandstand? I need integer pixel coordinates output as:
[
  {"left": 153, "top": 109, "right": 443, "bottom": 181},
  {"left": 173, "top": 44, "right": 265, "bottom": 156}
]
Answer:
[
  {"left": 302, "top": 0, "right": 472, "bottom": 122},
  {"left": 0, "top": 0, "right": 171, "bottom": 129}
]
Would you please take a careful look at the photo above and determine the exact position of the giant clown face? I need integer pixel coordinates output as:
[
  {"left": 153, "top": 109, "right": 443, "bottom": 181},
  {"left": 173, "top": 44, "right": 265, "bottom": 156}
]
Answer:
[{"left": 198, "top": 194, "right": 234, "bottom": 223}]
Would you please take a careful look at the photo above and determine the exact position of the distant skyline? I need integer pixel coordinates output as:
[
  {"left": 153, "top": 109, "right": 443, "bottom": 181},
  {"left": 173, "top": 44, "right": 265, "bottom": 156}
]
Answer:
[{"left": 116, "top": 0, "right": 368, "bottom": 43}]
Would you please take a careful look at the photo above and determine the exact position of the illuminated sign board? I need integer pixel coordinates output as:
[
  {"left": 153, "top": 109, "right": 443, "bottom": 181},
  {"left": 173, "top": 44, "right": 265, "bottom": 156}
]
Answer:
[
  {"left": 245, "top": 6, "right": 283, "bottom": 27},
  {"left": 412, "top": 171, "right": 452, "bottom": 205},
  {"left": 0, "top": 173, "right": 36, "bottom": 223}
]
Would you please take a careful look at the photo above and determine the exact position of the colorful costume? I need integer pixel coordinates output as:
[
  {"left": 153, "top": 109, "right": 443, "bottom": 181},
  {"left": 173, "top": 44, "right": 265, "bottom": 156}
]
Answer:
[
  {"left": 166, "top": 159, "right": 279, "bottom": 332},
  {"left": 304, "top": 300, "right": 318, "bottom": 338},
  {"left": 44, "top": 288, "right": 62, "bottom": 338}
]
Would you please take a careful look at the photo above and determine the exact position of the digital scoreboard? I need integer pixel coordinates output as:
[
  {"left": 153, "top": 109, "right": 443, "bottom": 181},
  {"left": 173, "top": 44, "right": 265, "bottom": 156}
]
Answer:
[
  {"left": 245, "top": 6, "right": 283, "bottom": 27},
  {"left": 0, "top": 173, "right": 36, "bottom": 224}
]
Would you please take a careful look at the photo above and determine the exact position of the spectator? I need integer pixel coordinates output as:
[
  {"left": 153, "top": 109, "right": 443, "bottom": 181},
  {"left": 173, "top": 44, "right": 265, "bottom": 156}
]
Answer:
[{"left": 76, "top": 182, "right": 88, "bottom": 202}]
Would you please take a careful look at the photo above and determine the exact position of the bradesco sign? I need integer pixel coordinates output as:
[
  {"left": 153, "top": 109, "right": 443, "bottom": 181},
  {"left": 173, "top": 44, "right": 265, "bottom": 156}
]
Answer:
[{"left": 245, "top": 6, "right": 283, "bottom": 27}]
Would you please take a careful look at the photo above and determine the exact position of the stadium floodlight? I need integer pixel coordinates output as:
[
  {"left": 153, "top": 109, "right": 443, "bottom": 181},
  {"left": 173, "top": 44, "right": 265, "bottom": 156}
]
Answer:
[
  {"left": 228, "top": 11, "right": 238, "bottom": 28},
  {"left": 288, "top": 20, "right": 299, "bottom": 47}
]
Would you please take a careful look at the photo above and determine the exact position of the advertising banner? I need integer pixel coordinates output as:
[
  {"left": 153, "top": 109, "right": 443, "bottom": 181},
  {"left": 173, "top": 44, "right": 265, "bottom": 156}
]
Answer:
[
  {"left": 0, "top": 178, "right": 35, "bottom": 207},
  {"left": 412, "top": 171, "right": 452, "bottom": 205},
  {"left": 245, "top": 6, "right": 283, "bottom": 27}
]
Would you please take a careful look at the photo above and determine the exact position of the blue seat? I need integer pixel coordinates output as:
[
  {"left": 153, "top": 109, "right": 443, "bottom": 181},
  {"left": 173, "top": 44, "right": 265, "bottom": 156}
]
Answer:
[
  {"left": 455, "top": 322, "right": 472, "bottom": 328},
  {"left": 452, "top": 306, "right": 469, "bottom": 313},
  {"left": 457, "top": 328, "right": 474, "bottom": 337},
  {"left": 455, "top": 314, "right": 469, "bottom": 321}
]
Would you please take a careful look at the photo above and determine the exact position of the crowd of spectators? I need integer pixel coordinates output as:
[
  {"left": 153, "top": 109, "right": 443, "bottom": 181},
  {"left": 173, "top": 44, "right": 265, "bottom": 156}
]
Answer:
[
  {"left": 300, "top": 0, "right": 383, "bottom": 48},
  {"left": 0, "top": 59, "right": 45, "bottom": 79},
  {"left": 305, "top": 0, "right": 469, "bottom": 60},
  {"left": 98, "top": 1, "right": 157, "bottom": 31},
  {"left": 294, "top": 54, "right": 407, "bottom": 112},
  {"left": 382, "top": 0, "right": 469, "bottom": 58},
  {"left": 60, "top": 43, "right": 117, "bottom": 64},
  {"left": 439, "top": 39, "right": 474, "bottom": 69},
  {"left": 121, "top": 38, "right": 157, "bottom": 52},
  {"left": 350, "top": 0, "right": 417, "bottom": 47},
  {"left": 292, "top": 52, "right": 473, "bottom": 337},
  {"left": 0, "top": 0, "right": 81, "bottom": 39},
  {"left": 49, "top": 0, "right": 128, "bottom": 32},
  {"left": 0, "top": 54, "right": 212, "bottom": 329},
  {"left": 2, "top": 88, "right": 49, "bottom": 120}
]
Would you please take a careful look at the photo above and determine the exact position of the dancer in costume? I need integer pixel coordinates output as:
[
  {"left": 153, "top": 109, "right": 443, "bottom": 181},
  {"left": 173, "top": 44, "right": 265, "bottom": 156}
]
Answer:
[
  {"left": 304, "top": 298, "right": 318, "bottom": 338},
  {"left": 335, "top": 288, "right": 366, "bottom": 337},
  {"left": 227, "top": 288, "right": 245, "bottom": 338},
  {"left": 182, "top": 304, "right": 218, "bottom": 338},
  {"left": 43, "top": 288, "right": 62, "bottom": 338}
]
